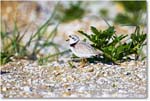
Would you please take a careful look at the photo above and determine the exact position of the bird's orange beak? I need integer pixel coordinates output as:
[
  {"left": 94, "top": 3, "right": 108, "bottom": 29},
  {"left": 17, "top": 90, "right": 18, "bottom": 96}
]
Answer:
[{"left": 66, "top": 35, "right": 71, "bottom": 41}]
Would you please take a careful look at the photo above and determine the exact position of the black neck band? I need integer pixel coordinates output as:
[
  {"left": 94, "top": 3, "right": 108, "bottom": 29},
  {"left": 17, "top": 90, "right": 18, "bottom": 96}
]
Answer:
[{"left": 70, "top": 42, "right": 77, "bottom": 47}]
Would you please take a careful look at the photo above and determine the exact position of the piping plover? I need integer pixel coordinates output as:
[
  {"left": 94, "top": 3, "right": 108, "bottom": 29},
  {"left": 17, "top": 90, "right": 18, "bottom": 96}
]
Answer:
[{"left": 66, "top": 35, "right": 99, "bottom": 58}]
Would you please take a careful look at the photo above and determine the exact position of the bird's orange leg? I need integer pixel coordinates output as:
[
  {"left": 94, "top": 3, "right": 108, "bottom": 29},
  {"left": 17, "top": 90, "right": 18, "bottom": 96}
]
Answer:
[{"left": 79, "top": 58, "right": 88, "bottom": 68}]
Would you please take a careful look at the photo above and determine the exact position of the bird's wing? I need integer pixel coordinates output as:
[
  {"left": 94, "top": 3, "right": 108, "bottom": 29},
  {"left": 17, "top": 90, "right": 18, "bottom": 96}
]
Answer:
[{"left": 74, "top": 42, "right": 98, "bottom": 55}]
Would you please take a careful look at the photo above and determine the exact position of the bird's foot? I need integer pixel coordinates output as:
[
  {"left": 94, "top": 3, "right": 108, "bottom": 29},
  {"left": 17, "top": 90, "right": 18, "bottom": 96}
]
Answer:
[{"left": 79, "top": 58, "right": 88, "bottom": 68}]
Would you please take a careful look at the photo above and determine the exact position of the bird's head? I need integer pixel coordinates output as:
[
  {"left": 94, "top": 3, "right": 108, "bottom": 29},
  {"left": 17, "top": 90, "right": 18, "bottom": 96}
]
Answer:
[{"left": 66, "top": 35, "right": 80, "bottom": 45}]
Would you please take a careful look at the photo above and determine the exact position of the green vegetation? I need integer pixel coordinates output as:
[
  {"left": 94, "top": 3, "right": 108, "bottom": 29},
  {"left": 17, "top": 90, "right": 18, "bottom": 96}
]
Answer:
[
  {"left": 0, "top": 4, "right": 68, "bottom": 65},
  {"left": 114, "top": 1, "right": 146, "bottom": 26},
  {"left": 79, "top": 26, "right": 146, "bottom": 64},
  {"left": 99, "top": 8, "right": 109, "bottom": 18},
  {"left": 55, "top": 1, "right": 85, "bottom": 22}
]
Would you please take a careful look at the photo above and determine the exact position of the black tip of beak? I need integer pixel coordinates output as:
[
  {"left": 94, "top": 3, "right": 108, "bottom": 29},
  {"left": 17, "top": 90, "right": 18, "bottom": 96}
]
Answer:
[{"left": 66, "top": 39, "right": 69, "bottom": 41}]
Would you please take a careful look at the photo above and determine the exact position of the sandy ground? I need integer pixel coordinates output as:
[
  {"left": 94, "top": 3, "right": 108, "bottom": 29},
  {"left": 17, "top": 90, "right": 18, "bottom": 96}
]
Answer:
[{"left": 0, "top": 59, "right": 147, "bottom": 98}]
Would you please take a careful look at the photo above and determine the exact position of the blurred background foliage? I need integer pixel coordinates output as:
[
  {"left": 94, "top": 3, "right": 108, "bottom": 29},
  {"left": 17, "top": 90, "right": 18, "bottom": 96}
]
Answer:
[
  {"left": 114, "top": 1, "right": 147, "bottom": 26},
  {"left": 54, "top": 1, "right": 86, "bottom": 22},
  {"left": 1, "top": 2, "right": 70, "bottom": 65}
]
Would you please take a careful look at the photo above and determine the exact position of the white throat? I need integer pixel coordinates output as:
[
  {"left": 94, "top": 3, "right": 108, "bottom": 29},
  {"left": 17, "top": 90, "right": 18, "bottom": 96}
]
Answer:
[
  {"left": 69, "top": 39, "right": 79, "bottom": 45},
  {"left": 69, "top": 35, "right": 80, "bottom": 45}
]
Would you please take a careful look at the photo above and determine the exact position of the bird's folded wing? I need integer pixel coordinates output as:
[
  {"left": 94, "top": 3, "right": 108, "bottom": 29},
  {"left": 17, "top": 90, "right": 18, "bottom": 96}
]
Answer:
[{"left": 74, "top": 42, "right": 97, "bottom": 55}]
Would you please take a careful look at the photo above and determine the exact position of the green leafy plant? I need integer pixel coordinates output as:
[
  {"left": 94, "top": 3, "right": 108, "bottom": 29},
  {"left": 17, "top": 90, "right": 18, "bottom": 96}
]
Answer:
[
  {"left": 55, "top": 1, "right": 85, "bottom": 22},
  {"left": 79, "top": 26, "right": 146, "bottom": 64},
  {"left": 114, "top": 1, "right": 146, "bottom": 26}
]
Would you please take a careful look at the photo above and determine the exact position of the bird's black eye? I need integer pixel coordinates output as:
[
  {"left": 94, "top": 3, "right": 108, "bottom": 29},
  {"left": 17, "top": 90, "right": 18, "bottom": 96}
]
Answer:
[
  {"left": 72, "top": 37, "right": 75, "bottom": 40},
  {"left": 69, "top": 35, "right": 71, "bottom": 38}
]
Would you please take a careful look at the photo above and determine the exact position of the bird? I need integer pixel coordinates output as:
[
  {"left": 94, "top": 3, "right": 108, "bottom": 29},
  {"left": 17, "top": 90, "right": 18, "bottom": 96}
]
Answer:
[{"left": 66, "top": 35, "right": 99, "bottom": 67}]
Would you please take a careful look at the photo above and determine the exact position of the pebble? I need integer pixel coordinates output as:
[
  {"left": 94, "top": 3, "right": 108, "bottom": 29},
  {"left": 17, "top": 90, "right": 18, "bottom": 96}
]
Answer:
[
  {"left": 23, "top": 86, "right": 32, "bottom": 92},
  {"left": 2, "top": 87, "right": 7, "bottom": 92},
  {"left": 0, "top": 94, "right": 3, "bottom": 98},
  {"left": 86, "top": 67, "right": 94, "bottom": 72},
  {"left": 62, "top": 92, "right": 71, "bottom": 97},
  {"left": 78, "top": 86, "right": 86, "bottom": 92}
]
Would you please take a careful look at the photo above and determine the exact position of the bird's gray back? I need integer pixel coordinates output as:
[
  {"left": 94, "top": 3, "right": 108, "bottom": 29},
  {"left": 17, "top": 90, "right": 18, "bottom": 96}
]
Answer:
[{"left": 74, "top": 41, "right": 97, "bottom": 55}]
